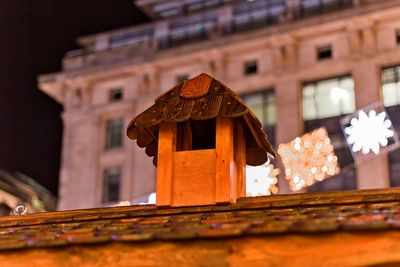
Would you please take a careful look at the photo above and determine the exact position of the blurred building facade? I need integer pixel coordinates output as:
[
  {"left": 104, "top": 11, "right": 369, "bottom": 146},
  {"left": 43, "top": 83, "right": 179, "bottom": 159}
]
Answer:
[
  {"left": 0, "top": 168, "right": 56, "bottom": 215},
  {"left": 39, "top": 0, "right": 400, "bottom": 210}
]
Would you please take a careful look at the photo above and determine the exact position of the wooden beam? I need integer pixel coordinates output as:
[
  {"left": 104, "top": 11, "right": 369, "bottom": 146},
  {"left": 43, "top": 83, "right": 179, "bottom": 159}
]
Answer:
[
  {"left": 156, "top": 122, "right": 177, "bottom": 206},
  {"left": 234, "top": 120, "right": 246, "bottom": 198},
  {"left": 215, "top": 117, "right": 234, "bottom": 203},
  {"left": 3, "top": 232, "right": 400, "bottom": 266}
]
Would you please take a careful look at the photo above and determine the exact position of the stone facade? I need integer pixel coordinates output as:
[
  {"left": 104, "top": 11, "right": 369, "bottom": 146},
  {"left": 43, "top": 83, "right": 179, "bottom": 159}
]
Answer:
[{"left": 39, "top": 0, "right": 400, "bottom": 210}]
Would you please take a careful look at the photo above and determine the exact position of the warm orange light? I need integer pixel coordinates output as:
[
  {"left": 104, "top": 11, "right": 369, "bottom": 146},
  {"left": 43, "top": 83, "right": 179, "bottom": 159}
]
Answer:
[{"left": 277, "top": 128, "right": 340, "bottom": 191}]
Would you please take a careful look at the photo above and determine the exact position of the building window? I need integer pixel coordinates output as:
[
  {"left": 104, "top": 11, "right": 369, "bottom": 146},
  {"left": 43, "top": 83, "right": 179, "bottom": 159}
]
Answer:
[
  {"left": 317, "top": 45, "right": 332, "bottom": 60},
  {"left": 244, "top": 60, "right": 258, "bottom": 75},
  {"left": 302, "top": 75, "right": 355, "bottom": 120},
  {"left": 105, "top": 118, "right": 123, "bottom": 149},
  {"left": 176, "top": 74, "right": 189, "bottom": 83},
  {"left": 303, "top": 75, "right": 356, "bottom": 192},
  {"left": 109, "top": 27, "right": 154, "bottom": 49},
  {"left": 109, "top": 88, "right": 123, "bottom": 102},
  {"left": 102, "top": 167, "right": 121, "bottom": 203},
  {"left": 382, "top": 65, "right": 400, "bottom": 186},
  {"left": 304, "top": 113, "right": 357, "bottom": 193},
  {"left": 396, "top": 29, "right": 400, "bottom": 45},
  {"left": 242, "top": 89, "right": 276, "bottom": 146},
  {"left": 382, "top": 65, "right": 400, "bottom": 107}
]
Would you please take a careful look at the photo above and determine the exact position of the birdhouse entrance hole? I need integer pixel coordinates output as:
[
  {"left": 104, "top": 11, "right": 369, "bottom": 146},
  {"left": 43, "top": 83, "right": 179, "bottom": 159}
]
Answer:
[{"left": 176, "top": 119, "right": 216, "bottom": 151}]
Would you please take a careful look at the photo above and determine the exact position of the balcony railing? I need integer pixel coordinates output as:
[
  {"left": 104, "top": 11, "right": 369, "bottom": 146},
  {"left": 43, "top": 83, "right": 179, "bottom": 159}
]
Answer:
[
  {"left": 153, "top": 0, "right": 239, "bottom": 19},
  {"left": 64, "top": 0, "right": 374, "bottom": 63},
  {"left": 297, "top": 0, "right": 353, "bottom": 19}
]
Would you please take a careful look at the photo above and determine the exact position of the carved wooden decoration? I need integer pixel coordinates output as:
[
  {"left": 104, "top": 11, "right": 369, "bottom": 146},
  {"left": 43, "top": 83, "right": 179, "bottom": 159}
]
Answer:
[{"left": 127, "top": 73, "right": 275, "bottom": 207}]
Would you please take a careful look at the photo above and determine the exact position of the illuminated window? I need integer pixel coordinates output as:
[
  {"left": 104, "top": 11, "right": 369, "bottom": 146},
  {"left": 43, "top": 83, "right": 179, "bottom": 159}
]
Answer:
[
  {"left": 105, "top": 118, "right": 123, "bottom": 149},
  {"left": 381, "top": 65, "right": 400, "bottom": 107},
  {"left": 303, "top": 76, "right": 356, "bottom": 192},
  {"left": 244, "top": 60, "right": 258, "bottom": 75},
  {"left": 317, "top": 45, "right": 332, "bottom": 60},
  {"left": 102, "top": 167, "right": 121, "bottom": 203},
  {"left": 109, "top": 88, "right": 123, "bottom": 102},
  {"left": 302, "top": 76, "right": 355, "bottom": 120},
  {"left": 242, "top": 89, "right": 276, "bottom": 145}
]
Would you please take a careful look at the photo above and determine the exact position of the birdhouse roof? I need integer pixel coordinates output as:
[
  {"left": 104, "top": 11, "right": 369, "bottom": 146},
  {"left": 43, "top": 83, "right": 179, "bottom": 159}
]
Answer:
[{"left": 127, "top": 73, "right": 275, "bottom": 166}]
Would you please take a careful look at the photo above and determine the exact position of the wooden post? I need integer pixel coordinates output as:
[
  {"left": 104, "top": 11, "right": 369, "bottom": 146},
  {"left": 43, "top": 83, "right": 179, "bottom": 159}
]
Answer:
[
  {"left": 234, "top": 120, "right": 246, "bottom": 198},
  {"left": 156, "top": 122, "right": 177, "bottom": 206},
  {"left": 215, "top": 117, "right": 234, "bottom": 203}
]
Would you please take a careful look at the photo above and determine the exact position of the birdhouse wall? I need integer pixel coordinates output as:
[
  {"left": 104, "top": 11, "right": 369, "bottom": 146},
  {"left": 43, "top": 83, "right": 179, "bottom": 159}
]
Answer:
[
  {"left": 155, "top": 118, "right": 247, "bottom": 207},
  {"left": 172, "top": 149, "right": 216, "bottom": 206}
]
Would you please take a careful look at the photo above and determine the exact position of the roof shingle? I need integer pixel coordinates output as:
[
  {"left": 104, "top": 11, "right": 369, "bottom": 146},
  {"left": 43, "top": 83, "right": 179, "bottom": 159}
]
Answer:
[{"left": 0, "top": 188, "right": 400, "bottom": 251}]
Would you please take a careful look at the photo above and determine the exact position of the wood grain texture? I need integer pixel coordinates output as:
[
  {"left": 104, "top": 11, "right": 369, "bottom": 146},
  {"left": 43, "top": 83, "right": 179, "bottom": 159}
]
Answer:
[
  {"left": 172, "top": 149, "right": 216, "bottom": 206},
  {"left": 215, "top": 117, "right": 234, "bottom": 203},
  {"left": 180, "top": 74, "right": 212, "bottom": 98},
  {"left": 156, "top": 122, "right": 177, "bottom": 206},
  {"left": 177, "top": 121, "right": 192, "bottom": 151},
  {"left": 234, "top": 120, "right": 246, "bottom": 198},
  {"left": 2, "top": 232, "right": 400, "bottom": 267}
]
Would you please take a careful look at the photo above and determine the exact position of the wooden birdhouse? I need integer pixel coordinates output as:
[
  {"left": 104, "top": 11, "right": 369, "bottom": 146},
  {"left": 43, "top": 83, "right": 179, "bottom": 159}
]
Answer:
[{"left": 127, "top": 73, "right": 275, "bottom": 207}]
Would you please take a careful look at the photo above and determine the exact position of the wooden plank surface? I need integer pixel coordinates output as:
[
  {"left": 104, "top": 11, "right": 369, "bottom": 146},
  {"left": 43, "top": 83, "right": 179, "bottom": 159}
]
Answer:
[
  {"left": 172, "top": 149, "right": 216, "bottom": 206},
  {"left": 1, "top": 188, "right": 400, "bottom": 225},
  {"left": 156, "top": 122, "right": 177, "bottom": 206},
  {"left": 215, "top": 117, "right": 234, "bottom": 203},
  {"left": 2, "top": 232, "right": 400, "bottom": 267}
]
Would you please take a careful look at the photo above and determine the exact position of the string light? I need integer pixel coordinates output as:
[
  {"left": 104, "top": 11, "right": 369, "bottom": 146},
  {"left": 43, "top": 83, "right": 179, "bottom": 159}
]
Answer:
[{"left": 278, "top": 128, "right": 340, "bottom": 191}]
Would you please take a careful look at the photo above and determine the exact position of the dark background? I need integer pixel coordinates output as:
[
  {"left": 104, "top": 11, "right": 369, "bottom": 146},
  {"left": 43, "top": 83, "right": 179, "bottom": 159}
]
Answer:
[{"left": 0, "top": 0, "right": 149, "bottom": 195}]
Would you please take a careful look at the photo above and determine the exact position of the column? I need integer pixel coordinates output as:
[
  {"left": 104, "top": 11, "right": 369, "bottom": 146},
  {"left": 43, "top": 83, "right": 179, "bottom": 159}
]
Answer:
[
  {"left": 58, "top": 110, "right": 100, "bottom": 210},
  {"left": 275, "top": 77, "right": 303, "bottom": 193},
  {"left": 353, "top": 62, "right": 390, "bottom": 188},
  {"left": 58, "top": 81, "right": 100, "bottom": 210},
  {"left": 129, "top": 87, "right": 157, "bottom": 203}
]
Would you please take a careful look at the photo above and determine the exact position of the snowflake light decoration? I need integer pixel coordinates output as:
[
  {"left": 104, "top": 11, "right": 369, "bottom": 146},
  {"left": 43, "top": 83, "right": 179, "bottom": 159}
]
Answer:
[
  {"left": 246, "top": 161, "right": 279, "bottom": 197},
  {"left": 278, "top": 128, "right": 340, "bottom": 191},
  {"left": 344, "top": 110, "right": 393, "bottom": 155}
]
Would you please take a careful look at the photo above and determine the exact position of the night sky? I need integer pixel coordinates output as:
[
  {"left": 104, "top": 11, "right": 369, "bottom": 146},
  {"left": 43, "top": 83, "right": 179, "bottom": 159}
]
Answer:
[{"left": 0, "top": 0, "right": 149, "bottom": 195}]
